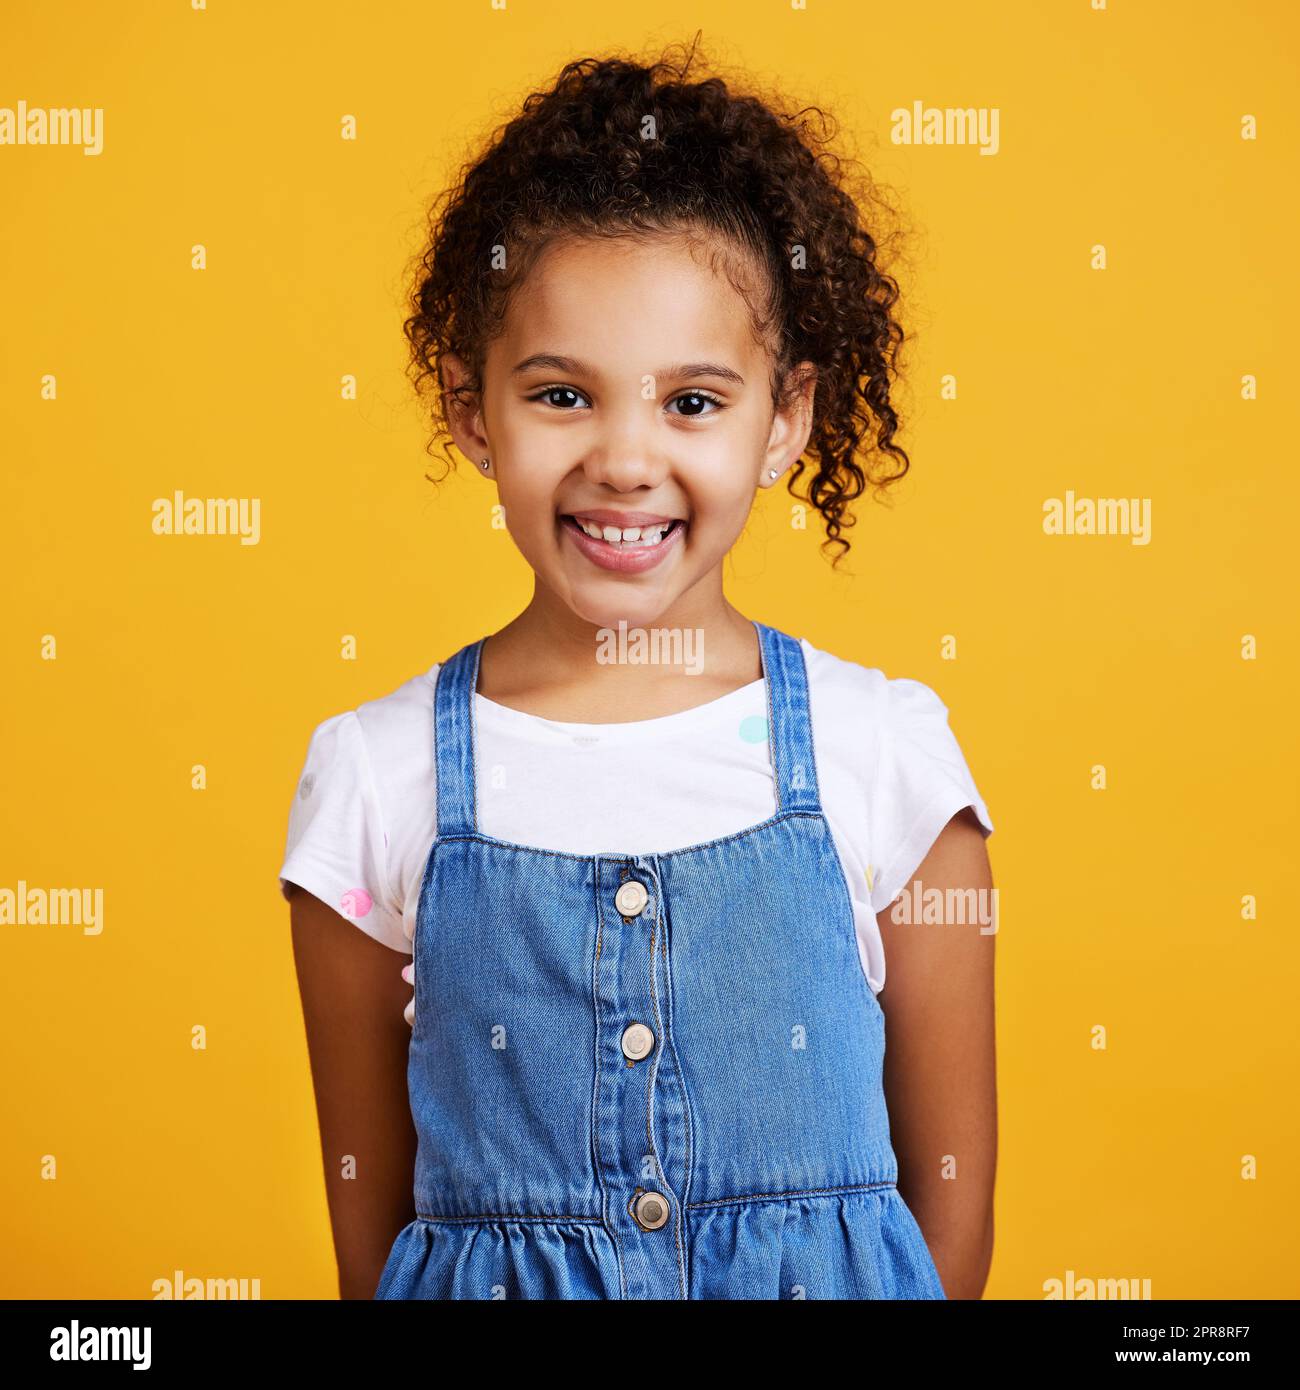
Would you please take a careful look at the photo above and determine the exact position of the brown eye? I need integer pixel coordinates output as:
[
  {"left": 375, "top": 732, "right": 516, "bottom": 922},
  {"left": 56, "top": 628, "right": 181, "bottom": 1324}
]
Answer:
[
  {"left": 528, "top": 386, "right": 589, "bottom": 409},
  {"left": 671, "top": 392, "right": 723, "bottom": 417}
]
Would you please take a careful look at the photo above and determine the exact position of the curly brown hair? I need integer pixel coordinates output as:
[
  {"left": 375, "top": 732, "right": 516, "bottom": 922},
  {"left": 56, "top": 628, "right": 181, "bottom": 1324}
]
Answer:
[{"left": 403, "top": 32, "right": 913, "bottom": 567}]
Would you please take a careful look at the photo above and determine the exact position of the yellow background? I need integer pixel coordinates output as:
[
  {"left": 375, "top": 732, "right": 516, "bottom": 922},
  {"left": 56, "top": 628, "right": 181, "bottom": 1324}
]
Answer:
[{"left": 1, "top": 0, "right": 1296, "bottom": 1299}]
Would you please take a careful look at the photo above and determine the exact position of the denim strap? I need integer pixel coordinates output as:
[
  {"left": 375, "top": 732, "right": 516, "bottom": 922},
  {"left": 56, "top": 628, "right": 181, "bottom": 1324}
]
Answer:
[
  {"left": 433, "top": 636, "right": 485, "bottom": 837},
  {"left": 753, "top": 620, "right": 822, "bottom": 815}
]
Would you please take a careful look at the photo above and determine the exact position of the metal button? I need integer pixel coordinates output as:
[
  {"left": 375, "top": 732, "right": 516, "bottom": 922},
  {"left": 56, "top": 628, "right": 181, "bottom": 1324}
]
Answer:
[
  {"left": 621, "top": 1022, "right": 655, "bottom": 1062},
  {"left": 614, "top": 879, "right": 649, "bottom": 917},
  {"left": 633, "top": 1190, "right": 670, "bottom": 1231}
]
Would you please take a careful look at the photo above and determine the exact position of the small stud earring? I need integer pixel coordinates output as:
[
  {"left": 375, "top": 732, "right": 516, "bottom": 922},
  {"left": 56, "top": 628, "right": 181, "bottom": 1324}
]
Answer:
[
  {"left": 767, "top": 469, "right": 778, "bottom": 480},
  {"left": 480, "top": 457, "right": 490, "bottom": 471}
]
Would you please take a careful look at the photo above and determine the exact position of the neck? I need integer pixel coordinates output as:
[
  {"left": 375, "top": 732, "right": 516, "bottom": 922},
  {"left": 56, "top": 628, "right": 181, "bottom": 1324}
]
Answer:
[{"left": 475, "top": 581, "right": 763, "bottom": 718}]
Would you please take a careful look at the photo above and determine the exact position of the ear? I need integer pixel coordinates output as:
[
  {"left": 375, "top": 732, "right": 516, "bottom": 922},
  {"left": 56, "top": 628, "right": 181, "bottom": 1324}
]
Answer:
[
  {"left": 761, "top": 362, "right": 818, "bottom": 486},
  {"left": 439, "top": 352, "right": 491, "bottom": 468}
]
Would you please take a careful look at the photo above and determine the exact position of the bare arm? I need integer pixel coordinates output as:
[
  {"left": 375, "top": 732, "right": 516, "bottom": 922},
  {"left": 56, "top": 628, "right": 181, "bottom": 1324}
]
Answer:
[
  {"left": 287, "top": 883, "right": 418, "bottom": 1299},
  {"left": 877, "top": 806, "right": 997, "bottom": 1299}
]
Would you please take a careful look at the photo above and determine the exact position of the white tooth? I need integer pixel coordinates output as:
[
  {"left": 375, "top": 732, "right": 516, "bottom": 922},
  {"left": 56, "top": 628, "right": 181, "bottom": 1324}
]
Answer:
[{"left": 575, "top": 519, "right": 673, "bottom": 544}]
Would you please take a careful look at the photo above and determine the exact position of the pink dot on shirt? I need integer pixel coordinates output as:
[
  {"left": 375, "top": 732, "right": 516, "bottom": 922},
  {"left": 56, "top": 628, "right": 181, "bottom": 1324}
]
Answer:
[{"left": 340, "top": 888, "right": 373, "bottom": 918}]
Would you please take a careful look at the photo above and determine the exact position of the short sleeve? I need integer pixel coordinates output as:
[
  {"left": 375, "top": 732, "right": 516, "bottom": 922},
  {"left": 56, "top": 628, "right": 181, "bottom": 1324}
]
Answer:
[
  {"left": 278, "top": 710, "right": 410, "bottom": 954},
  {"left": 868, "top": 678, "right": 994, "bottom": 915}
]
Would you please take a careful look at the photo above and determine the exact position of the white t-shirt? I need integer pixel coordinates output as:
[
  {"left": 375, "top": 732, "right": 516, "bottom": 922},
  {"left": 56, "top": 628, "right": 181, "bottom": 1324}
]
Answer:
[{"left": 277, "top": 637, "right": 994, "bottom": 995}]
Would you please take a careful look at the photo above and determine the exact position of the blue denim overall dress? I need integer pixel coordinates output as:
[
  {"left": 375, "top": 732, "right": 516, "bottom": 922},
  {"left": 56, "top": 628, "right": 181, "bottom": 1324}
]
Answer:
[{"left": 373, "top": 620, "right": 946, "bottom": 1300}]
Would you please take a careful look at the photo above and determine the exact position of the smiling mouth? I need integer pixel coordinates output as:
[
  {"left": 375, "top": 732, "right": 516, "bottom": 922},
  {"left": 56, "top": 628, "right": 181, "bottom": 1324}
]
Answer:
[
  {"left": 558, "top": 515, "right": 687, "bottom": 548},
  {"left": 556, "top": 513, "right": 688, "bottom": 573}
]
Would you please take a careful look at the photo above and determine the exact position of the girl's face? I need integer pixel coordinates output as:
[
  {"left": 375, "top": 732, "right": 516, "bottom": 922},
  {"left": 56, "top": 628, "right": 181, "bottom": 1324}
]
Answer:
[{"left": 444, "top": 232, "right": 815, "bottom": 632}]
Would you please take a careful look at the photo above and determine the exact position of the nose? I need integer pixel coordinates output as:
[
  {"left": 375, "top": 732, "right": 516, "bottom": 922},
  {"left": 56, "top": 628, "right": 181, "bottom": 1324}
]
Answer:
[{"left": 579, "top": 406, "right": 672, "bottom": 494}]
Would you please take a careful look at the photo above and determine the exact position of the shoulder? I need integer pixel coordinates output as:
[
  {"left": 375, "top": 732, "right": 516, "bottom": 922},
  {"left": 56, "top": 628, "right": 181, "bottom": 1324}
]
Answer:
[
  {"left": 798, "top": 637, "right": 993, "bottom": 909},
  {"left": 287, "top": 664, "right": 444, "bottom": 849},
  {"left": 797, "top": 636, "right": 950, "bottom": 739},
  {"left": 795, "top": 633, "right": 990, "bottom": 831},
  {"left": 351, "top": 664, "right": 441, "bottom": 768},
  {"left": 280, "top": 663, "right": 444, "bottom": 953},
  {"left": 293, "top": 663, "right": 440, "bottom": 765}
]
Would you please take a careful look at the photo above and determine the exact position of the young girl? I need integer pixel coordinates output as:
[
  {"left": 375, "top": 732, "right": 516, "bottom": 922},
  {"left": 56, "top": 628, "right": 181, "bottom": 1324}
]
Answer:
[{"left": 280, "top": 39, "right": 996, "bottom": 1301}]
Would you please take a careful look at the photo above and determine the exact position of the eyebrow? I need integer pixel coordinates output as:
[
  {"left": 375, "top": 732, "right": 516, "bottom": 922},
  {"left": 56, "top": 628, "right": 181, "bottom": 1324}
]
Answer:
[{"left": 511, "top": 353, "right": 745, "bottom": 386}]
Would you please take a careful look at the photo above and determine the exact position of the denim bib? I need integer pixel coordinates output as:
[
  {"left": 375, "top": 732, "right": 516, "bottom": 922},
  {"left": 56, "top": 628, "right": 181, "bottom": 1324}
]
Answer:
[{"left": 374, "top": 620, "right": 946, "bottom": 1299}]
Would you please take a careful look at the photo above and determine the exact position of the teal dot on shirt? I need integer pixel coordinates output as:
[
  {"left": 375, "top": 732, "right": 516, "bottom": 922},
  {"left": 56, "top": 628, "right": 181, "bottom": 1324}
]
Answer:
[{"left": 739, "top": 714, "right": 768, "bottom": 744}]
